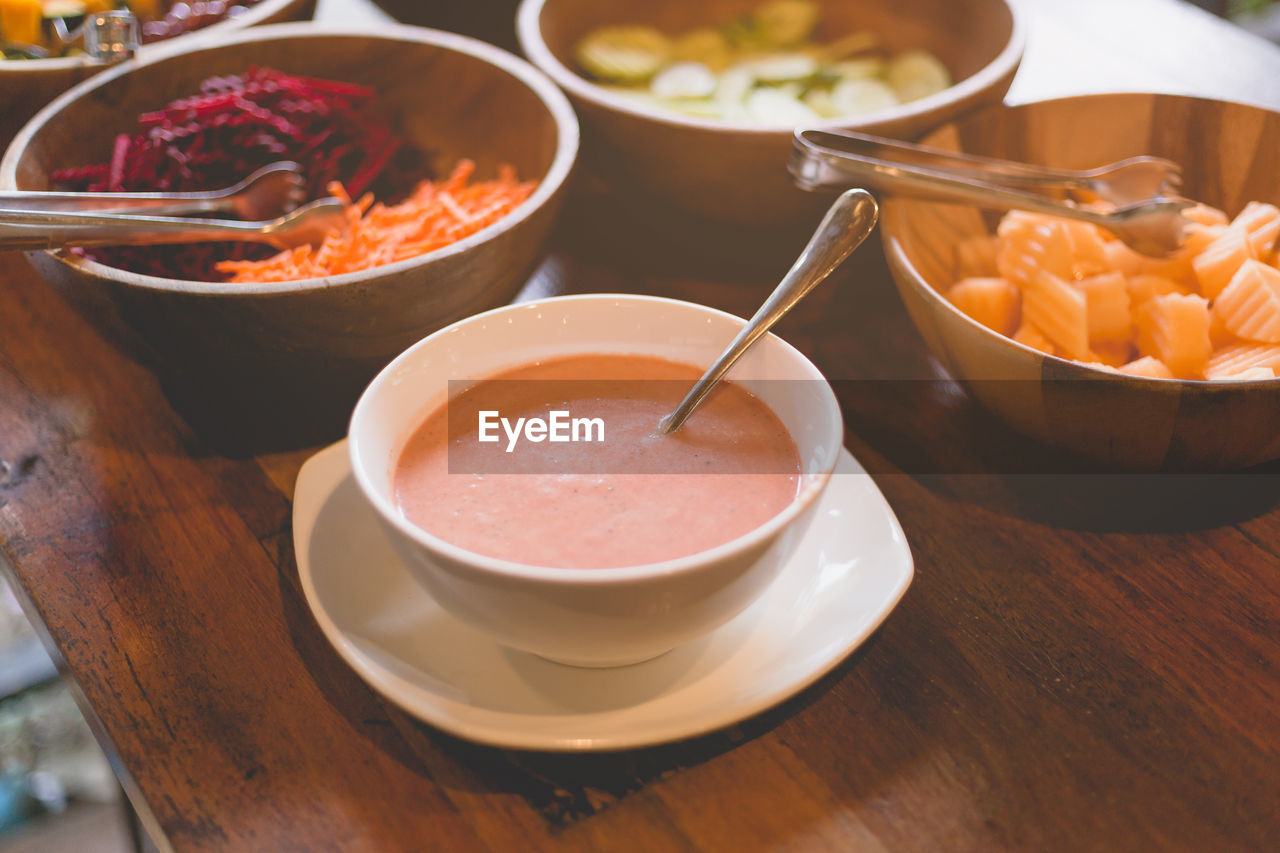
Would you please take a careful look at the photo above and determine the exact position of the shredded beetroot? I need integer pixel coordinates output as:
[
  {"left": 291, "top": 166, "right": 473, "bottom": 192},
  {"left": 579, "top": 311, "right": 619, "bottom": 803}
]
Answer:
[{"left": 50, "top": 66, "right": 414, "bottom": 281}]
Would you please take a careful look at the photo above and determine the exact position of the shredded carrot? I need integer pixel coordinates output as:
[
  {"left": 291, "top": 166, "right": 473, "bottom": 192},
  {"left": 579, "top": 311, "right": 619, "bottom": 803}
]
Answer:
[{"left": 215, "top": 160, "right": 537, "bottom": 283}]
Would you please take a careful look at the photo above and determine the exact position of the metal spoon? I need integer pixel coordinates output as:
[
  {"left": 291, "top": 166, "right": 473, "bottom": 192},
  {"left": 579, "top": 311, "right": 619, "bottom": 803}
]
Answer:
[
  {"left": 659, "top": 188, "right": 878, "bottom": 435},
  {"left": 0, "top": 198, "right": 348, "bottom": 252}
]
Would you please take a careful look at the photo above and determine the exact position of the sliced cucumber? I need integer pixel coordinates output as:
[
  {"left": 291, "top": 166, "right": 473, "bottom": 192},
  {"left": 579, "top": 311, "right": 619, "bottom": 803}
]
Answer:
[
  {"left": 720, "top": 14, "right": 762, "bottom": 50},
  {"left": 667, "top": 98, "right": 727, "bottom": 119},
  {"left": 651, "top": 61, "right": 718, "bottom": 100},
  {"left": 886, "top": 49, "right": 951, "bottom": 102},
  {"left": 671, "top": 27, "right": 732, "bottom": 70},
  {"left": 811, "top": 30, "right": 878, "bottom": 62},
  {"left": 596, "top": 85, "right": 668, "bottom": 112},
  {"left": 827, "top": 56, "right": 887, "bottom": 81},
  {"left": 753, "top": 0, "right": 820, "bottom": 48},
  {"left": 715, "top": 65, "right": 757, "bottom": 107},
  {"left": 575, "top": 26, "right": 672, "bottom": 84},
  {"left": 802, "top": 87, "right": 839, "bottom": 118},
  {"left": 741, "top": 51, "right": 819, "bottom": 84},
  {"left": 745, "top": 87, "right": 821, "bottom": 125},
  {"left": 831, "top": 78, "right": 900, "bottom": 116}
]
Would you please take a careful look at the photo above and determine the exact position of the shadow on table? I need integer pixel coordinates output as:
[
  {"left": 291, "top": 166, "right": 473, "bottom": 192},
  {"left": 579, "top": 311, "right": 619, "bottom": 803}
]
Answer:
[
  {"left": 273, "top": 525, "right": 902, "bottom": 827},
  {"left": 838, "top": 375, "right": 1280, "bottom": 534},
  {"left": 420, "top": 639, "right": 884, "bottom": 828}
]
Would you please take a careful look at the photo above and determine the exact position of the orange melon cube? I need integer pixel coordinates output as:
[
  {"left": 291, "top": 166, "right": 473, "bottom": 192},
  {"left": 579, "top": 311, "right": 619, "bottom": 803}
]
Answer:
[
  {"left": 1230, "top": 201, "right": 1280, "bottom": 255},
  {"left": 1024, "top": 270, "right": 1090, "bottom": 359},
  {"left": 1089, "top": 339, "right": 1134, "bottom": 367},
  {"left": 1209, "top": 310, "right": 1237, "bottom": 349},
  {"left": 1203, "top": 342, "right": 1280, "bottom": 378},
  {"left": 1012, "top": 321, "right": 1056, "bottom": 355},
  {"left": 1183, "top": 222, "right": 1228, "bottom": 256},
  {"left": 996, "top": 221, "right": 1074, "bottom": 287},
  {"left": 947, "top": 277, "right": 1021, "bottom": 336},
  {"left": 1063, "top": 220, "right": 1109, "bottom": 276},
  {"left": 1193, "top": 225, "right": 1257, "bottom": 299},
  {"left": 1127, "top": 273, "right": 1190, "bottom": 308},
  {"left": 996, "top": 210, "right": 1052, "bottom": 241},
  {"left": 953, "top": 235, "right": 1000, "bottom": 278},
  {"left": 1102, "top": 240, "right": 1146, "bottom": 277},
  {"left": 1075, "top": 271, "right": 1131, "bottom": 342},
  {"left": 1117, "top": 356, "right": 1175, "bottom": 378},
  {"left": 1138, "top": 251, "right": 1197, "bottom": 290},
  {"left": 1134, "top": 292, "right": 1212, "bottom": 377},
  {"left": 1216, "top": 366, "right": 1277, "bottom": 380},
  {"left": 1184, "top": 203, "right": 1230, "bottom": 227},
  {"left": 1213, "top": 259, "right": 1280, "bottom": 343}
]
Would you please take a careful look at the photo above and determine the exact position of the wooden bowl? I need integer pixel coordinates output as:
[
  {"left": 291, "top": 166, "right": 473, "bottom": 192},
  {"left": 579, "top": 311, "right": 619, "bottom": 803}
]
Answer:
[
  {"left": 517, "top": 0, "right": 1023, "bottom": 227},
  {"left": 0, "top": 0, "right": 316, "bottom": 147},
  {"left": 881, "top": 93, "right": 1280, "bottom": 471},
  {"left": 0, "top": 23, "right": 578, "bottom": 443}
]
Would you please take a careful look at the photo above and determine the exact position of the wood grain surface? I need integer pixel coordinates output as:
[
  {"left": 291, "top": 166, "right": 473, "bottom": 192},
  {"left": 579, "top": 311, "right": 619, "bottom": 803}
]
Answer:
[{"left": 1, "top": 0, "right": 1278, "bottom": 850}]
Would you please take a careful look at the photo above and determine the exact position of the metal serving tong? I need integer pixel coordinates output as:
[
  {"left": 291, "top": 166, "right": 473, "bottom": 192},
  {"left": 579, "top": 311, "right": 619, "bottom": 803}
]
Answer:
[
  {"left": 0, "top": 163, "right": 345, "bottom": 252},
  {"left": 789, "top": 128, "right": 1196, "bottom": 257}
]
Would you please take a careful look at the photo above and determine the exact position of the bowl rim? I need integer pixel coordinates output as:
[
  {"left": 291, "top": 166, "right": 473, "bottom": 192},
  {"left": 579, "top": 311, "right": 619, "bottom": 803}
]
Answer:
[
  {"left": 515, "top": 0, "right": 1026, "bottom": 135},
  {"left": 880, "top": 91, "right": 1280, "bottom": 390},
  {"left": 348, "top": 292, "right": 845, "bottom": 584},
  {"left": 0, "top": 22, "right": 580, "bottom": 297},
  {"left": 0, "top": 0, "right": 308, "bottom": 72}
]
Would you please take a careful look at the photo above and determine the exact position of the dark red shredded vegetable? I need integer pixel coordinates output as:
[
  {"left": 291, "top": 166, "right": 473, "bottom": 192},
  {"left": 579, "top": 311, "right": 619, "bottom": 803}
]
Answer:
[{"left": 51, "top": 66, "right": 419, "bottom": 281}]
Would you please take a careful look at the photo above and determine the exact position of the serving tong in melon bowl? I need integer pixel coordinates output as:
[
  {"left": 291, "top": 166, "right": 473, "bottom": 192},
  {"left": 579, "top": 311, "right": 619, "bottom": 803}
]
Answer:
[{"left": 789, "top": 128, "right": 1195, "bottom": 257}]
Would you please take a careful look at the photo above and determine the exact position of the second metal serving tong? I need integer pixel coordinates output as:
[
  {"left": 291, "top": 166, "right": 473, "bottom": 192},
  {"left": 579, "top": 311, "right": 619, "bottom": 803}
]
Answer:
[
  {"left": 789, "top": 129, "right": 1196, "bottom": 257},
  {"left": 0, "top": 162, "right": 308, "bottom": 218},
  {"left": 0, "top": 163, "right": 345, "bottom": 252}
]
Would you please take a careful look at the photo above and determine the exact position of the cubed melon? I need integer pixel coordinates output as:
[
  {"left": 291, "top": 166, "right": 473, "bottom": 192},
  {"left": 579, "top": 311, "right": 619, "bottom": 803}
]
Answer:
[
  {"left": 1075, "top": 271, "right": 1131, "bottom": 342},
  {"left": 1024, "top": 270, "right": 1090, "bottom": 359},
  {"left": 947, "top": 277, "right": 1021, "bottom": 336},
  {"left": 1127, "top": 273, "right": 1190, "bottom": 308},
  {"left": 1134, "top": 293, "right": 1212, "bottom": 377},
  {"left": 1193, "top": 225, "right": 1257, "bottom": 300},
  {"left": 1231, "top": 201, "right": 1280, "bottom": 255},
  {"left": 1012, "top": 321, "right": 1056, "bottom": 355},
  {"left": 1216, "top": 366, "right": 1277, "bottom": 380},
  {"left": 1063, "top": 220, "right": 1110, "bottom": 277},
  {"left": 1204, "top": 342, "right": 1280, "bottom": 379},
  {"left": 1213, "top": 259, "right": 1280, "bottom": 343},
  {"left": 1209, "top": 310, "right": 1237, "bottom": 349},
  {"left": 953, "top": 235, "right": 1000, "bottom": 278},
  {"left": 1089, "top": 339, "right": 1135, "bottom": 367},
  {"left": 997, "top": 221, "right": 1074, "bottom": 287},
  {"left": 1183, "top": 203, "right": 1230, "bottom": 227},
  {"left": 1117, "top": 356, "right": 1175, "bottom": 378}
]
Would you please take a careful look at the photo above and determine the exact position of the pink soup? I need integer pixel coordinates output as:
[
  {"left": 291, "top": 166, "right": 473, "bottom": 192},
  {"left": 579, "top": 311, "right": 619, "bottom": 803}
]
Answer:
[{"left": 392, "top": 354, "right": 802, "bottom": 569}]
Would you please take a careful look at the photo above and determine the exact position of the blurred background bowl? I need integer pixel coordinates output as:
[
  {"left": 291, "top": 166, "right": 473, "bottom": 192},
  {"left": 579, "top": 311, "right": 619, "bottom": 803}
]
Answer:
[
  {"left": 0, "top": 22, "right": 578, "bottom": 447},
  {"left": 0, "top": 0, "right": 316, "bottom": 147},
  {"left": 881, "top": 93, "right": 1280, "bottom": 471},
  {"left": 517, "top": 0, "right": 1023, "bottom": 228}
]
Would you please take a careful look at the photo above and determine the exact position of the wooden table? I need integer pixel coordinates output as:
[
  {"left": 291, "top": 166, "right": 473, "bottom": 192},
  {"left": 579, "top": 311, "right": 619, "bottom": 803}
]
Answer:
[{"left": 3, "top": 1, "right": 1279, "bottom": 850}]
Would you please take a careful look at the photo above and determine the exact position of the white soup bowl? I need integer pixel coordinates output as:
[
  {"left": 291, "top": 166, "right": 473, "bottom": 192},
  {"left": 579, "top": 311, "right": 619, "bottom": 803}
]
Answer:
[{"left": 348, "top": 294, "right": 843, "bottom": 667}]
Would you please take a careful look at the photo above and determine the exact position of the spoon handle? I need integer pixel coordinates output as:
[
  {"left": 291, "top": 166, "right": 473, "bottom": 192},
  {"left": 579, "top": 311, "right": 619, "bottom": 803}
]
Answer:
[{"left": 659, "top": 187, "right": 878, "bottom": 435}]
